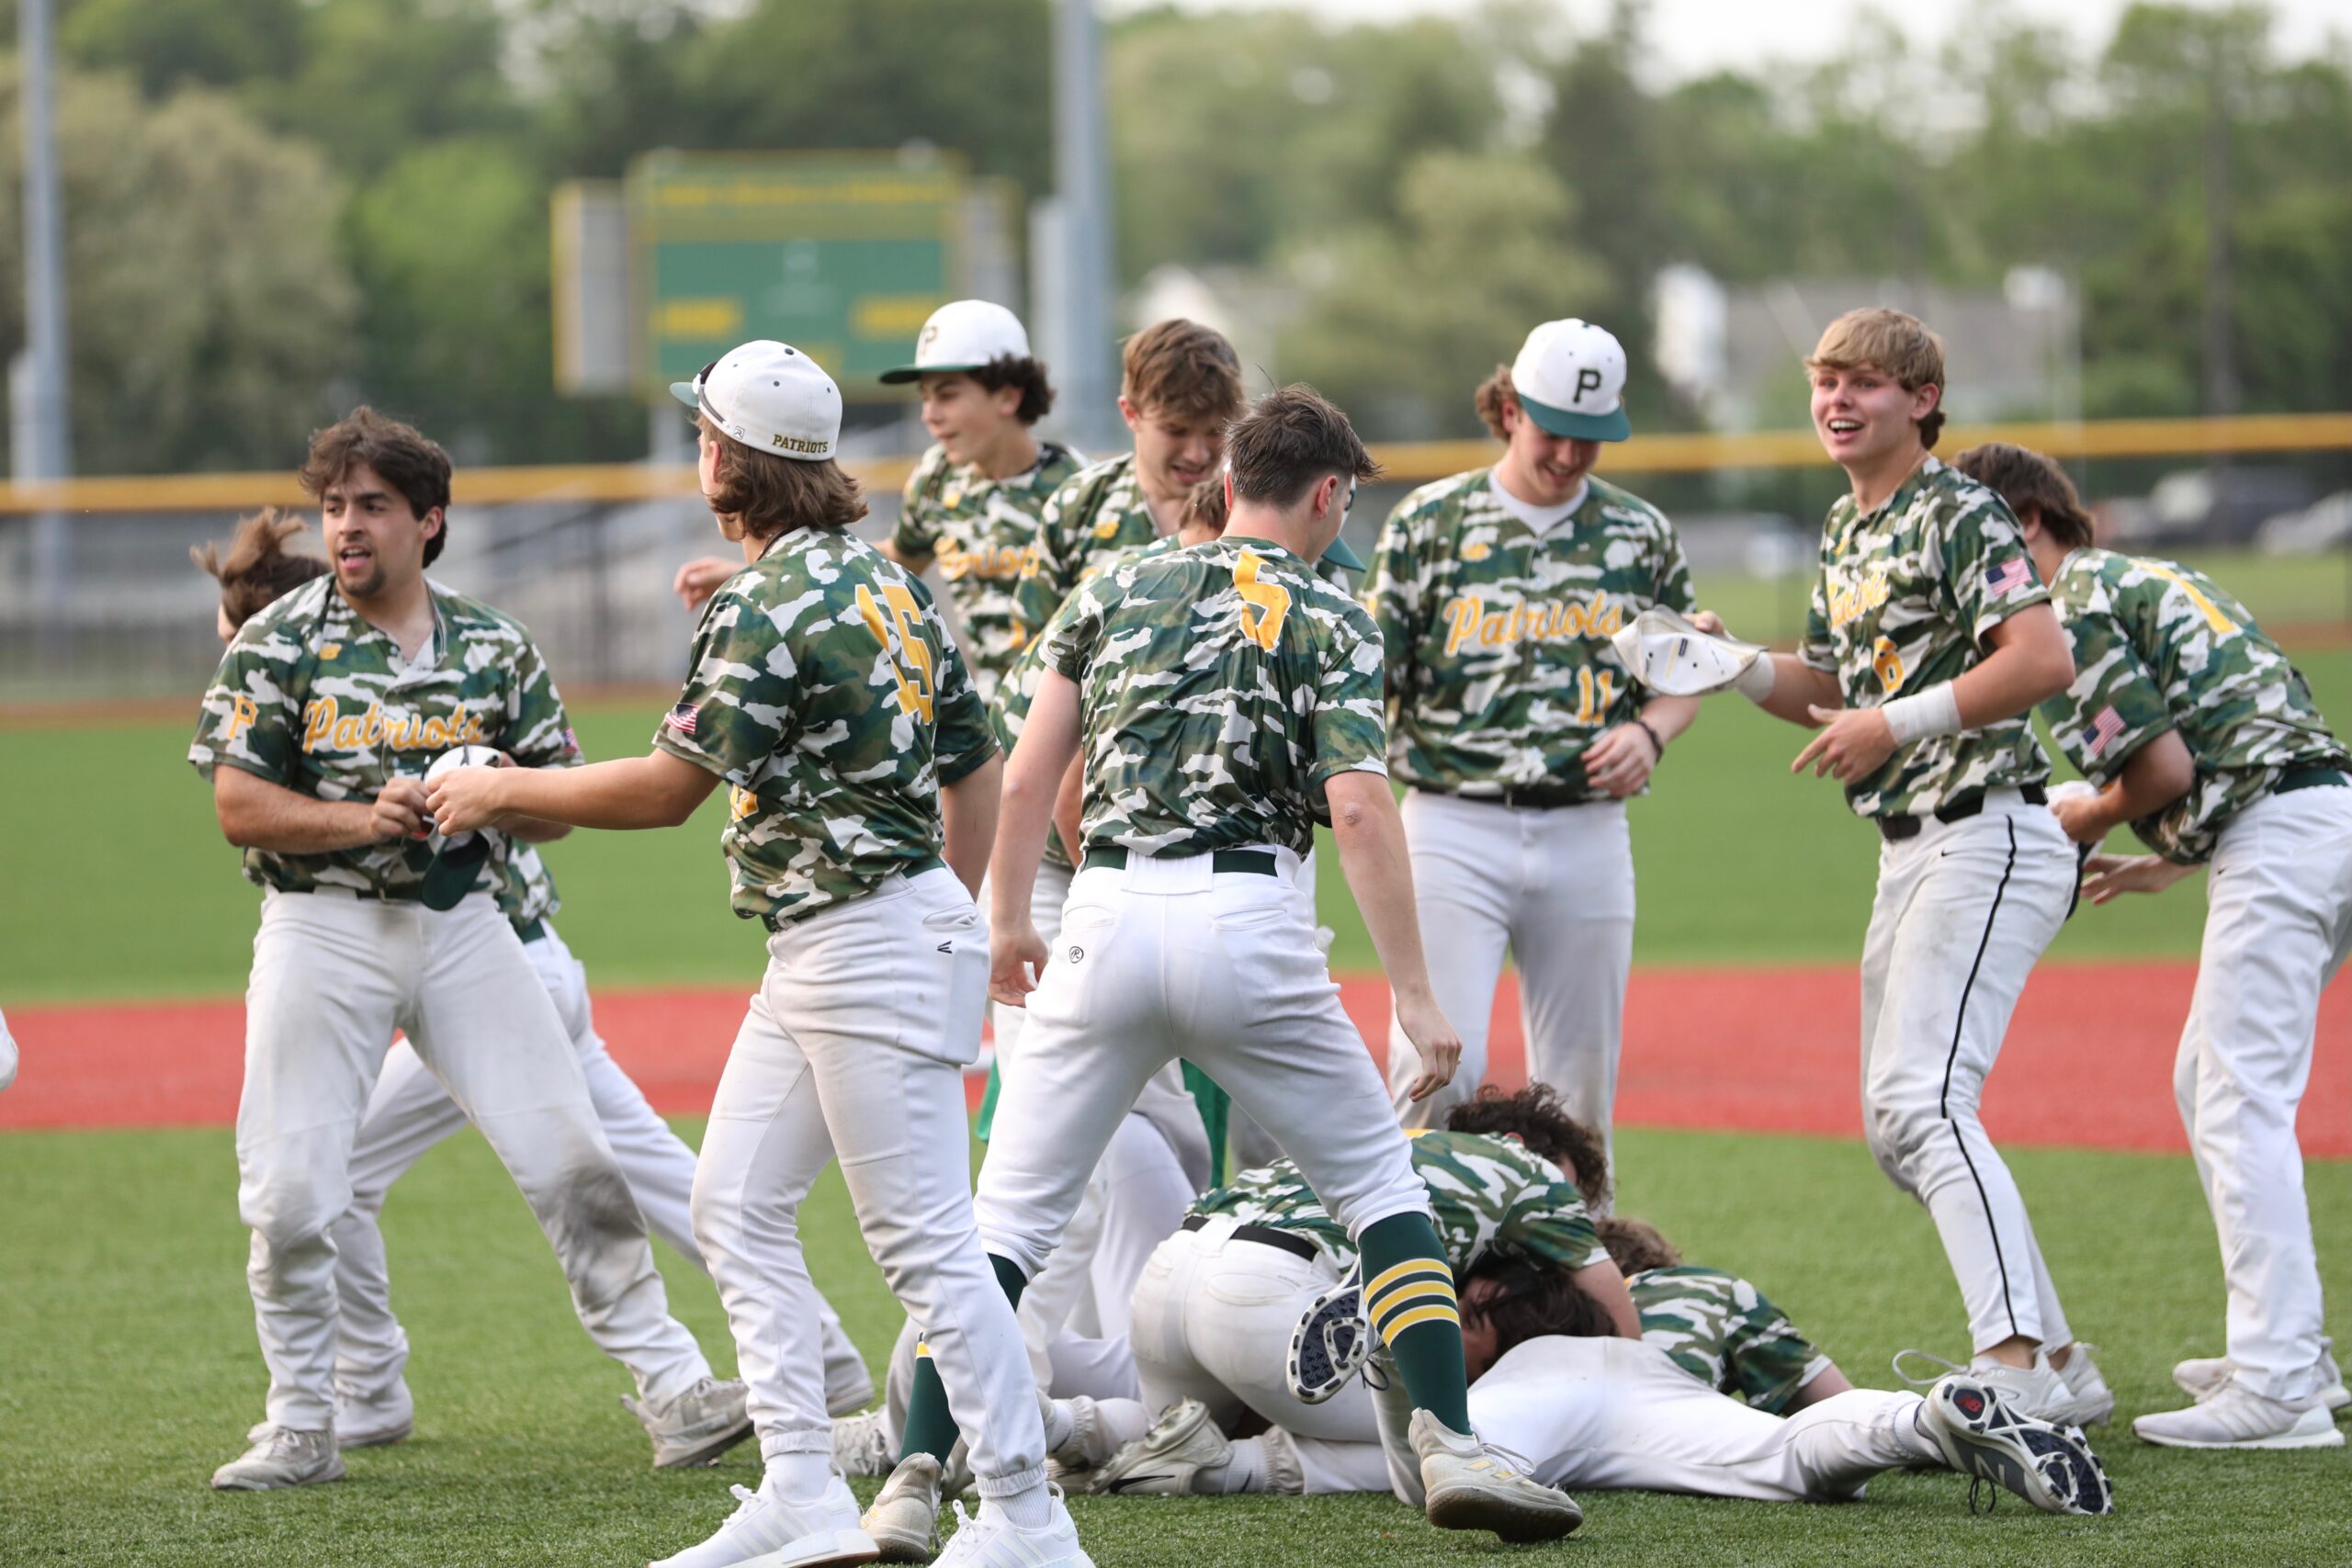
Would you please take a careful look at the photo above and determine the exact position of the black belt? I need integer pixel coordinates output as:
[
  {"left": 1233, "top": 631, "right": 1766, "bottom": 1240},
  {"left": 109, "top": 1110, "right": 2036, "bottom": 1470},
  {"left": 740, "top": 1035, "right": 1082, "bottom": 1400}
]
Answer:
[
  {"left": 513, "top": 916, "right": 548, "bottom": 944},
  {"left": 1081, "top": 846, "right": 1278, "bottom": 877},
  {"left": 2276, "top": 765, "right": 2348, "bottom": 795},
  {"left": 1878, "top": 784, "right": 2047, "bottom": 842},
  {"left": 1182, "top": 1213, "right": 1319, "bottom": 1261},
  {"left": 1417, "top": 784, "right": 1585, "bottom": 812}
]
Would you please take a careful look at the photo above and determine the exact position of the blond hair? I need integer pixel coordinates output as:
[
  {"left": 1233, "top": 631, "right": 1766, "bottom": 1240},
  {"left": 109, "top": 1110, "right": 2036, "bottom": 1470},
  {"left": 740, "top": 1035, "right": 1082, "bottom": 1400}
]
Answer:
[{"left": 1807, "top": 308, "right": 1947, "bottom": 448}]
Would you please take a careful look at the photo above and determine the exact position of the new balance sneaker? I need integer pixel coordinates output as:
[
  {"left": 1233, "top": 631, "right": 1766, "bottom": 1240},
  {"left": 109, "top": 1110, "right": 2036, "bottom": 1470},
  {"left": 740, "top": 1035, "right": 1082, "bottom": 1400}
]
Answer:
[
  {"left": 335, "top": 1378, "right": 416, "bottom": 1449},
  {"left": 1091, "top": 1399, "right": 1229, "bottom": 1496},
  {"left": 863, "top": 1453, "right": 944, "bottom": 1564},
  {"left": 832, "top": 1408, "right": 896, "bottom": 1479},
  {"left": 1286, "top": 1262, "right": 1368, "bottom": 1405},
  {"left": 627, "top": 1377, "right": 755, "bottom": 1470},
  {"left": 2050, "top": 1342, "right": 2116, "bottom": 1427},
  {"left": 2174, "top": 1337, "right": 2349, "bottom": 1413},
  {"left": 2133, "top": 1386, "right": 2346, "bottom": 1450},
  {"left": 929, "top": 1493, "right": 1092, "bottom": 1568},
  {"left": 650, "top": 1473, "right": 877, "bottom": 1568},
  {"left": 1917, "top": 1374, "right": 2114, "bottom": 1516},
  {"left": 210, "top": 1426, "right": 345, "bottom": 1491},
  {"left": 1894, "top": 1348, "right": 2075, "bottom": 1426},
  {"left": 1408, "top": 1409, "right": 1583, "bottom": 1542}
]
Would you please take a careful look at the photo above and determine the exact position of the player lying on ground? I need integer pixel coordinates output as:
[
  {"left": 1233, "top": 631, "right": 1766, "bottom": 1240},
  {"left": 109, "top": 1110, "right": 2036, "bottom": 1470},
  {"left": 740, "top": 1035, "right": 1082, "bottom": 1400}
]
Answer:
[
  {"left": 431, "top": 340, "right": 1088, "bottom": 1568},
  {"left": 1955, "top": 441, "right": 2352, "bottom": 1452},
  {"left": 1644, "top": 308, "right": 2109, "bottom": 1428},
  {"left": 1367, "top": 318, "right": 1699, "bottom": 1156},
  {"left": 199, "top": 510, "right": 867, "bottom": 1456},
  {"left": 884, "top": 385, "right": 1589, "bottom": 1553},
  {"left": 191, "top": 412, "right": 734, "bottom": 1493}
]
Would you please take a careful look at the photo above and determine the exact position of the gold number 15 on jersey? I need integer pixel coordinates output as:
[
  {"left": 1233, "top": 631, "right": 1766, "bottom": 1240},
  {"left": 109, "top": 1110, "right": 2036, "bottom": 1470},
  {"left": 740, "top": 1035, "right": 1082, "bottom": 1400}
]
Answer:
[{"left": 855, "top": 581, "right": 937, "bottom": 723}]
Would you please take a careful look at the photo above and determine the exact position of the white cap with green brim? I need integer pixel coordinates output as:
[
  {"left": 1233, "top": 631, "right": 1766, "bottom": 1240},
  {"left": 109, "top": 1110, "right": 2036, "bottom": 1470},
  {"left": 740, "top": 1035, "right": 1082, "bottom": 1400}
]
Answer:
[
  {"left": 879, "top": 299, "right": 1031, "bottom": 386},
  {"left": 1510, "top": 318, "right": 1632, "bottom": 442},
  {"left": 670, "top": 341, "right": 841, "bottom": 460}
]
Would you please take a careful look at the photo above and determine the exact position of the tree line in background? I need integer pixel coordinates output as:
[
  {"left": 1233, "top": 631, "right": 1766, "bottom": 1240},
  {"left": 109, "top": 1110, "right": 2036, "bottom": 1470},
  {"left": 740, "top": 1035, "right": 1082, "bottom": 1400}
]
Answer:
[{"left": 0, "top": 0, "right": 2344, "bottom": 475}]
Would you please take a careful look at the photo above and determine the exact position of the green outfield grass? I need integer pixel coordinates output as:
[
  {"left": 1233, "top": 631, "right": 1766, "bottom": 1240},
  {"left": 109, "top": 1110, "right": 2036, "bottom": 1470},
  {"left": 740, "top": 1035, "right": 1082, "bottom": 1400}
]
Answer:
[
  {"left": 0, "top": 1119, "right": 2344, "bottom": 1566},
  {"left": 4, "top": 649, "right": 2344, "bottom": 1003}
]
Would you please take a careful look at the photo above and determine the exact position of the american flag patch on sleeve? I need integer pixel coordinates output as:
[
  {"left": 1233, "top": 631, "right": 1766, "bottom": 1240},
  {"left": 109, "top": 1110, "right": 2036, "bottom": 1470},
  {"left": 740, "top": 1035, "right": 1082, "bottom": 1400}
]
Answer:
[
  {"left": 2083, "top": 704, "right": 2126, "bottom": 759},
  {"left": 1984, "top": 558, "right": 2034, "bottom": 599},
  {"left": 664, "top": 702, "right": 699, "bottom": 737}
]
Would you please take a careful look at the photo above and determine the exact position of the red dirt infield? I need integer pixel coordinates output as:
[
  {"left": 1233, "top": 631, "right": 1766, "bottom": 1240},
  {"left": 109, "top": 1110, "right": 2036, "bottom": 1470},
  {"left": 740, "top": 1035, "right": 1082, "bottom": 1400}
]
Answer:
[{"left": 5, "top": 963, "right": 2345, "bottom": 1156}]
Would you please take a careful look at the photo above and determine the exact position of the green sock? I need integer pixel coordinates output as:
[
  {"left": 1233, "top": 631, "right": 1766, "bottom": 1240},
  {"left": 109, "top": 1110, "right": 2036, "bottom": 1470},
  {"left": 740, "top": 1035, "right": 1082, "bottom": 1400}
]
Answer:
[
  {"left": 1358, "top": 1212, "right": 1470, "bottom": 1434},
  {"left": 898, "top": 1253, "right": 1030, "bottom": 1465}
]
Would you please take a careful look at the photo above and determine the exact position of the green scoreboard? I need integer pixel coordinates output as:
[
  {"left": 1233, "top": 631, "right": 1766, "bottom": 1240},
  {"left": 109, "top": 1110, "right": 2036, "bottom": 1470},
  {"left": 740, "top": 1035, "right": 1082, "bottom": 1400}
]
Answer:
[{"left": 628, "top": 152, "right": 968, "bottom": 400}]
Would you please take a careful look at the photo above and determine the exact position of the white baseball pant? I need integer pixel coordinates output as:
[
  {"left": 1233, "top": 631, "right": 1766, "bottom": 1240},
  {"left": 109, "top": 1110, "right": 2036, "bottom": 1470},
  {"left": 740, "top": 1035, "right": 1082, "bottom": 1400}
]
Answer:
[
  {"left": 237, "top": 889, "right": 707, "bottom": 1432},
  {"left": 1374, "top": 1337, "right": 1934, "bottom": 1505},
  {"left": 2176, "top": 784, "right": 2352, "bottom": 1404},
  {"left": 1861, "top": 791, "right": 2076, "bottom": 1354},
  {"left": 689, "top": 868, "right": 1046, "bottom": 1495},
  {"left": 0, "top": 1005, "right": 15, "bottom": 1093},
  {"left": 327, "top": 919, "right": 868, "bottom": 1414},
  {"left": 1386, "top": 791, "right": 1634, "bottom": 1156},
  {"left": 977, "top": 848, "right": 1431, "bottom": 1292}
]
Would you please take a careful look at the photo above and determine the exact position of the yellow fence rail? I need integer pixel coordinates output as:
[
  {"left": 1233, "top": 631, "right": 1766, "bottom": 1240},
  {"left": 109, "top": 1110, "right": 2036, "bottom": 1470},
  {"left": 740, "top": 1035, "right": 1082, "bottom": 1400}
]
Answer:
[{"left": 4, "top": 412, "right": 2349, "bottom": 515}]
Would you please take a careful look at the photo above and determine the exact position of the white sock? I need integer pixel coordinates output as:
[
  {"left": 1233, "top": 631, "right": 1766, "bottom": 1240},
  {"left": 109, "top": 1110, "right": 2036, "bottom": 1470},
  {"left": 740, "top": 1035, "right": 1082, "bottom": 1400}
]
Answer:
[
  {"left": 1196, "top": 1436, "right": 1266, "bottom": 1495},
  {"left": 1042, "top": 1398, "right": 1076, "bottom": 1452},
  {"left": 766, "top": 1450, "right": 834, "bottom": 1501},
  {"left": 995, "top": 1482, "right": 1054, "bottom": 1529}
]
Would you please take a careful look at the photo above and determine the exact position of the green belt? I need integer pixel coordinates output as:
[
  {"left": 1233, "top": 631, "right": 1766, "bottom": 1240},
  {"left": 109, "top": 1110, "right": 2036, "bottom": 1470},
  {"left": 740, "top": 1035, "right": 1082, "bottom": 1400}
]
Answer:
[
  {"left": 2276, "top": 765, "right": 2348, "bottom": 795},
  {"left": 513, "top": 916, "right": 548, "bottom": 944},
  {"left": 1080, "top": 846, "right": 1278, "bottom": 877},
  {"left": 757, "top": 854, "right": 947, "bottom": 932}
]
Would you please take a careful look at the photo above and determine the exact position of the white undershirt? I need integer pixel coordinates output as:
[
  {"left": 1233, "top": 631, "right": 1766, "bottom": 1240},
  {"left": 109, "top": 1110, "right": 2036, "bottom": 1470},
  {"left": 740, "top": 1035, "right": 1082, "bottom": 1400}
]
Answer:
[{"left": 1487, "top": 472, "right": 1588, "bottom": 535}]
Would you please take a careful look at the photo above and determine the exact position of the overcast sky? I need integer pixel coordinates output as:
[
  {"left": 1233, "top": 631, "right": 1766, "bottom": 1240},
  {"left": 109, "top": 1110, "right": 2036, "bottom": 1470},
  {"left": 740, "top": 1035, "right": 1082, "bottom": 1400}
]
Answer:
[{"left": 1106, "top": 0, "right": 2348, "bottom": 82}]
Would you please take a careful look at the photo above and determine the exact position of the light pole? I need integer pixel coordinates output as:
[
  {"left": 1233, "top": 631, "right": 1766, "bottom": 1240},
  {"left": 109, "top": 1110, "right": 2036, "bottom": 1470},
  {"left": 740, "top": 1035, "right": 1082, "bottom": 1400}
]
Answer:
[
  {"left": 18, "top": 0, "right": 74, "bottom": 657},
  {"left": 1052, "top": 0, "right": 1120, "bottom": 455}
]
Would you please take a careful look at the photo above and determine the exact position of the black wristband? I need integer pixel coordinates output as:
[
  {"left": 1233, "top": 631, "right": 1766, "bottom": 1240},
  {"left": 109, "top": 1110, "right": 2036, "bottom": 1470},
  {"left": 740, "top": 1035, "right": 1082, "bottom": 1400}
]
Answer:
[{"left": 1634, "top": 718, "right": 1666, "bottom": 760}]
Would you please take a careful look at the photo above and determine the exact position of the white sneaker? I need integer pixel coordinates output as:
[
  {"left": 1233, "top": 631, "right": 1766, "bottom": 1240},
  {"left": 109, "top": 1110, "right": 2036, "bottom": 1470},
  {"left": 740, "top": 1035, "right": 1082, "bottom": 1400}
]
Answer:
[
  {"left": 211, "top": 1426, "right": 345, "bottom": 1491},
  {"left": 929, "top": 1493, "right": 1092, "bottom": 1568},
  {"left": 2049, "top": 1342, "right": 2115, "bottom": 1427},
  {"left": 627, "top": 1377, "right": 755, "bottom": 1469},
  {"left": 2174, "top": 1337, "right": 2349, "bottom": 1413},
  {"left": 1408, "top": 1409, "right": 1583, "bottom": 1542},
  {"left": 832, "top": 1408, "right": 896, "bottom": 1479},
  {"left": 1895, "top": 1348, "right": 2076, "bottom": 1426},
  {"left": 1917, "top": 1374, "right": 2114, "bottom": 1516},
  {"left": 863, "top": 1453, "right": 944, "bottom": 1564},
  {"left": 650, "top": 1473, "right": 876, "bottom": 1568},
  {"left": 2133, "top": 1385, "right": 2346, "bottom": 1450},
  {"left": 1091, "top": 1399, "right": 1229, "bottom": 1495},
  {"left": 336, "top": 1378, "right": 416, "bottom": 1449}
]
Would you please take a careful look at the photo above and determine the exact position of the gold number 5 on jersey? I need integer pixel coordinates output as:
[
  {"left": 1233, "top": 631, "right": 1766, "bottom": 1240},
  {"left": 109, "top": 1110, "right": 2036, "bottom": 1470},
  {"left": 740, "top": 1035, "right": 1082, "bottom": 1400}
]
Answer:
[
  {"left": 855, "top": 581, "right": 937, "bottom": 723},
  {"left": 1235, "top": 550, "right": 1292, "bottom": 652}
]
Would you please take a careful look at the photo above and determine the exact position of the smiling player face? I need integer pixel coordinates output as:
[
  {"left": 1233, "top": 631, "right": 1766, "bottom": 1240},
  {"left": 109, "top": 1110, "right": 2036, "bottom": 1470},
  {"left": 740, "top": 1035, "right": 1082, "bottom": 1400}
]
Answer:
[
  {"left": 320, "top": 463, "right": 438, "bottom": 604},
  {"left": 919, "top": 372, "right": 1023, "bottom": 469},
  {"left": 1122, "top": 399, "right": 1225, "bottom": 502},
  {"left": 1498, "top": 400, "right": 1601, "bottom": 508},
  {"left": 1810, "top": 362, "right": 1936, "bottom": 473}
]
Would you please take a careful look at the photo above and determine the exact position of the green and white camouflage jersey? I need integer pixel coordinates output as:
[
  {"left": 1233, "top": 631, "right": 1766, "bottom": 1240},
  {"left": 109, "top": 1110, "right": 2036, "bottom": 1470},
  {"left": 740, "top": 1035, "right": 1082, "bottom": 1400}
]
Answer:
[
  {"left": 1368, "top": 468, "right": 1694, "bottom": 804},
  {"left": 493, "top": 841, "right": 560, "bottom": 930},
  {"left": 892, "top": 439, "right": 1083, "bottom": 696},
  {"left": 1041, "top": 534, "right": 1386, "bottom": 858},
  {"left": 1799, "top": 457, "right": 2054, "bottom": 818},
  {"left": 189, "top": 576, "right": 581, "bottom": 898},
  {"left": 652, "top": 528, "right": 996, "bottom": 926},
  {"left": 1011, "top": 452, "right": 1161, "bottom": 649},
  {"left": 2041, "top": 547, "right": 2348, "bottom": 863},
  {"left": 1630, "top": 1265, "right": 1832, "bottom": 1416},
  {"left": 1191, "top": 1130, "right": 1605, "bottom": 1274}
]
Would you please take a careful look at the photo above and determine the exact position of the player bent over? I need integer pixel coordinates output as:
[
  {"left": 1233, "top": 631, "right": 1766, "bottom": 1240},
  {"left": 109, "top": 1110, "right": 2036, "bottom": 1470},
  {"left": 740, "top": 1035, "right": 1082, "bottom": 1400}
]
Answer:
[
  {"left": 198, "top": 513, "right": 865, "bottom": 1455},
  {"left": 943, "top": 385, "right": 1588, "bottom": 1547},
  {"left": 1670, "top": 310, "right": 2104, "bottom": 1426},
  {"left": 1367, "top": 319, "right": 1699, "bottom": 1148},
  {"left": 429, "top": 342, "right": 1081, "bottom": 1568},
  {"left": 191, "top": 411, "right": 723, "bottom": 1490},
  {"left": 1955, "top": 442, "right": 2352, "bottom": 1450}
]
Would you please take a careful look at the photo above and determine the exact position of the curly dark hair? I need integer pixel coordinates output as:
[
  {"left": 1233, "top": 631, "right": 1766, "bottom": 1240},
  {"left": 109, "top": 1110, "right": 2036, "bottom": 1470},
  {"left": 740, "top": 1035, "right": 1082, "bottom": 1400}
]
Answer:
[
  {"left": 298, "top": 406, "right": 454, "bottom": 565},
  {"left": 1461, "top": 1252, "right": 1619, "bottom": 1359},
  {"left": 1444, "top": 1084, "right": 1610, "bottom": 1211},
  {"left": 968, "top": 353, "right": 1056, "bottom": 426},
  {"left": 193, "top": 508, "right": 330, "bottom": 630},
  {"left": 1596, "top": 1215, "right": 1681, "bottom": 1276}
]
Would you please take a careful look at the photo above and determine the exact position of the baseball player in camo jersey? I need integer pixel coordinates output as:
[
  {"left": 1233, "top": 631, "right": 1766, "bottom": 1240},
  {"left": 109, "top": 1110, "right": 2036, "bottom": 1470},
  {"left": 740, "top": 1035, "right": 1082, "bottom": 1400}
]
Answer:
[
  {"left": 1367, "top": 320, "right": 1699, "bottom": 1149},
  {"left": 1955, "top": 442, "right": 2352, "bottom": 1451},
  {"left": 1679, "top": 310, "right": 2105, "bottom": 1430},
  {"left": 920, "top": 385, "right": 1587, "bottom": 1549},
  {"left": 198, "top": 513, "right": 869, "bottom": 1456},
  {"left": 430, "top": 341, "right": 1084, "bottom": 1568},
  {"left": 191, "top": 411, "right": 725, "bottom": 1493}
]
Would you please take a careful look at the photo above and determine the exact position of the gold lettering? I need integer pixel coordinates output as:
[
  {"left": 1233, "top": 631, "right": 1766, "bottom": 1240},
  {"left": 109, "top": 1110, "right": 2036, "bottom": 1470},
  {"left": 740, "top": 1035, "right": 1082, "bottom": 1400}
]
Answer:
[
  {"left": 223, "top": 694, "right": 260, "bottom": 743},
  {"left": 332, "top": 716, "right": 362, "bottom": 750},
  {"left": 302, "top": 697, "right": 337, "bottom": 751},
  {"left": 1442, "top": 598, "right": 1485, "bottom": 656}
]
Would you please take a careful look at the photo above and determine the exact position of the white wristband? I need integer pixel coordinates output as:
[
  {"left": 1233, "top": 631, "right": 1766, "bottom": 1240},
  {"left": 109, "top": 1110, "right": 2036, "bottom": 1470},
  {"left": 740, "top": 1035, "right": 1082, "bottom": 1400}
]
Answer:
[
  {"left": 1881, "top": 681, "right": 1962, "bottom": 746},
  {"left": 1731, "top": 655, "right": 1776, "bottom": 704}
]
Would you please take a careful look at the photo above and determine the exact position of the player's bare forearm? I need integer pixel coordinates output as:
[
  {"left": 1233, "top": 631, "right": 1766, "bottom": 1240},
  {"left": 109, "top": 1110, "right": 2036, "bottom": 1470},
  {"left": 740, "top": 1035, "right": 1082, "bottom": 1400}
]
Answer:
[
  {"left": 213, "top": 766, "right": 386, "bottom": 852},
  {"left": 989, "top": 674, "right": 1080, "bottom": 929},
  {"left": 1755, "top": 655, "right": 1842, "bottom": 727},
  {"left": 1569, "top": 1258, "right": 1642, "bottom": 1339},
  {"left": 941, "top": 754, "right": 1001, "bottom": 898},
  {"left": 1784, "top": 1363, "right": 1856, "bottom": 1411},
  {"left": 1952, "top": 604, "right": 2074, "bottom": 728},
  {"left": 431, "top": 750, "right": 718, "bottom": 834},
  {"left": 503, "top": 815, "right": 572, "bottom": 843},
  {"left": 1326, "top": 772, "right": 1439, "bottom": 1003},
  {"left": 2057, "top": 729, "right": 2195, "bottom": 845},
  {"left": 1051, "top": 752, "right": 1085, "bottom": 862},
  {"left": 1636, "top": 692, "right": 1701, "bottom": 744}
]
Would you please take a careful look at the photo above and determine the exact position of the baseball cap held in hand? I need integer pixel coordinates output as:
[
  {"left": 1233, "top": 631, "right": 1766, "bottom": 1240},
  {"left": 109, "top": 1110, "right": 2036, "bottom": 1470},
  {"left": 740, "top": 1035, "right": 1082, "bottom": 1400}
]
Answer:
[
  {"left": 672, "top": 341, "right": 841, "bottom": 460},
  {"left": 879, "top": 299, "right": 1031, "bottom": 385},
  {"left": 1510, "top": 319, "right": 1632, "bottom": 442}
]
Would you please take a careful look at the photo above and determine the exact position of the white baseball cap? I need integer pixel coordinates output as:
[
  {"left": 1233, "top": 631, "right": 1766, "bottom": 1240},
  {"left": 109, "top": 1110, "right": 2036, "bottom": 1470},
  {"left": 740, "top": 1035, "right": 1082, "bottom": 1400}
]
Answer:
[
  {"left": 879, "top": 299, "right": 1032, "bottom": 385},
  {"left": 1510, "top": 319, "right": 1632, "bottom": 442},
  {"left": 670, "top": 341, "right": 842, "bottom": 460}
]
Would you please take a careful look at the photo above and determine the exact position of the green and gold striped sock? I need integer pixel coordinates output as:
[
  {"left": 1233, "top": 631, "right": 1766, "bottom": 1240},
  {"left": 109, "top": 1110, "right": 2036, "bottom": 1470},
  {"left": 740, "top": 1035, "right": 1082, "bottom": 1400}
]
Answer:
[{"left": 1358, "top": 1211, "right": 1469, "bottom": 1434}]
